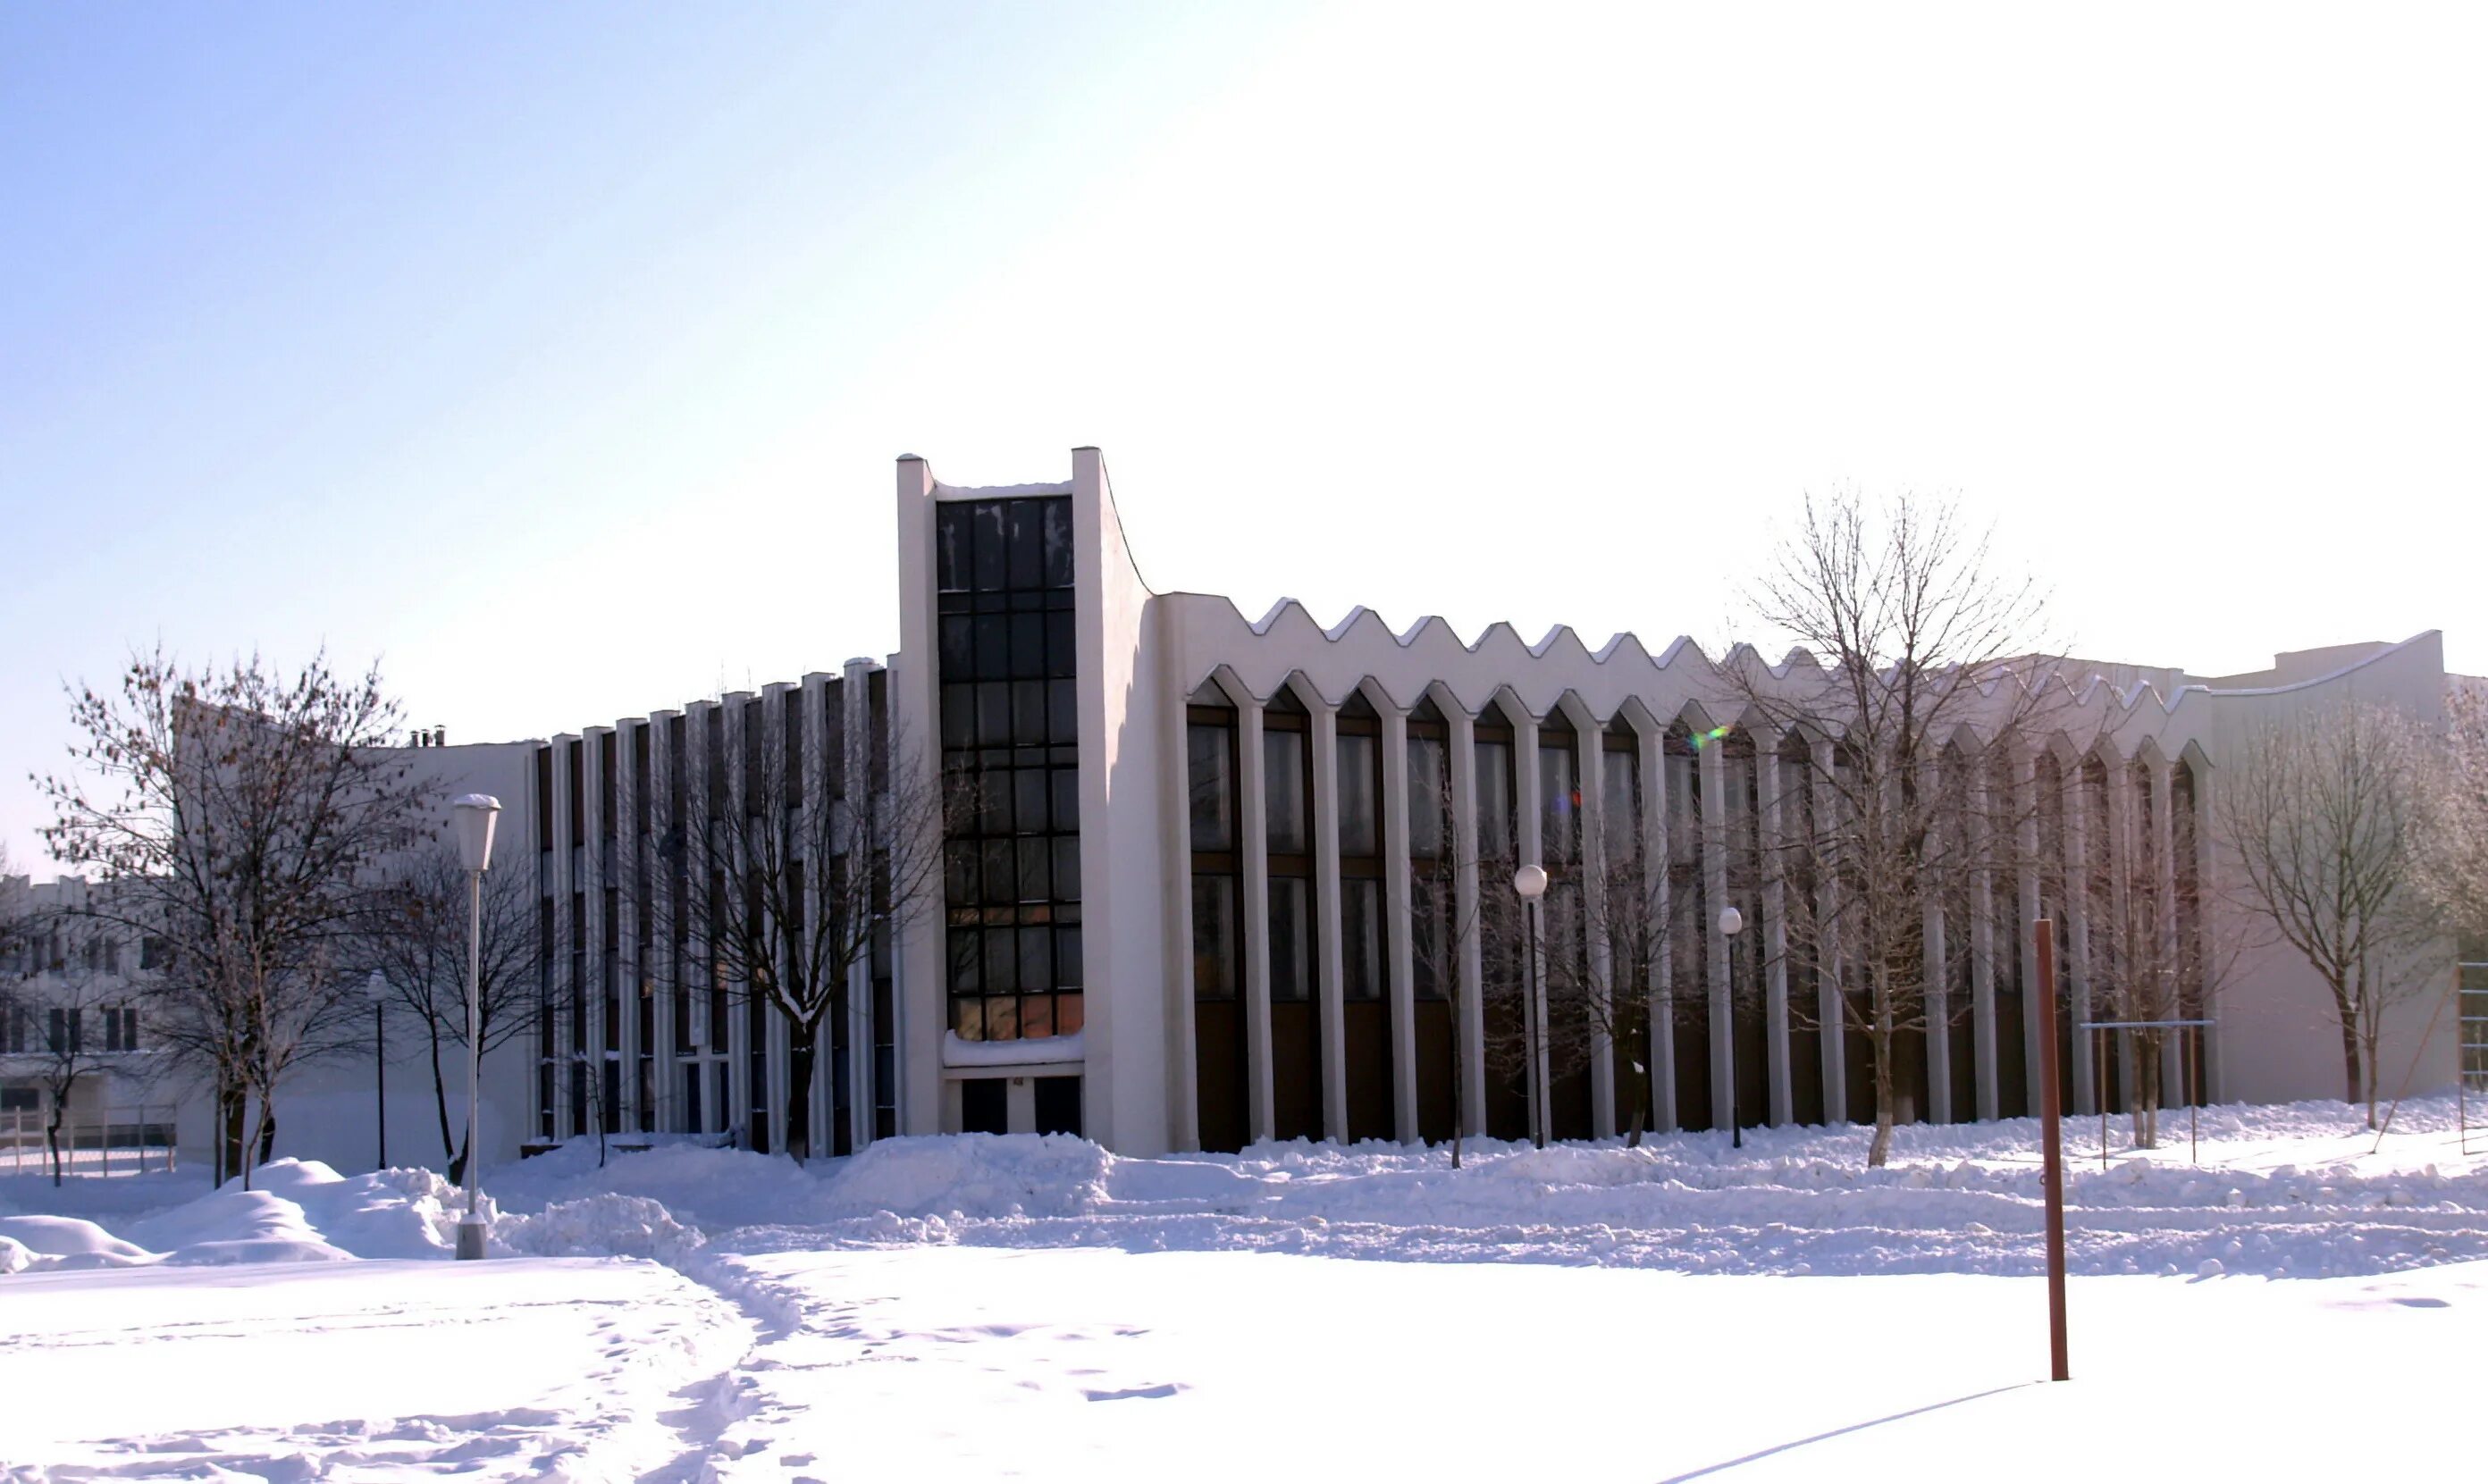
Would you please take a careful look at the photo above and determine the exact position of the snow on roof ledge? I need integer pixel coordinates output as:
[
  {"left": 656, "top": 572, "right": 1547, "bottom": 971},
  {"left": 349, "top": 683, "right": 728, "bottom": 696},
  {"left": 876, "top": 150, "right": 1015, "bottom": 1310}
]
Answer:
[
  {"left": 943, "top": 1029, "right": 1086, "bottom": 1069},
  {"left": 932, "top": 480, "right": 1075, "bottom": 500}
]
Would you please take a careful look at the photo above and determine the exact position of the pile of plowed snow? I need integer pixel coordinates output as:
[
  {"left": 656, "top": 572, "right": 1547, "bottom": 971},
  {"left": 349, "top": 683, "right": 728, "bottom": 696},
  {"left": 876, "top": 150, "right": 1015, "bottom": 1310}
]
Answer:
[
  {"left": 8, "top": 1095, "right": 2487, "bottom": 1280},
  {"left": 0, "top": 1161, "right": 454, "bottom": 1271}
]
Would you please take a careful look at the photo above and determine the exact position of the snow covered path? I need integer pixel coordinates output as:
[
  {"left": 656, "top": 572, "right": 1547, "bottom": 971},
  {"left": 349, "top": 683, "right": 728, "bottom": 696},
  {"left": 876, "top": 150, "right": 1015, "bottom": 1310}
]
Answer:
[
  {"left": 4, "top": 1096, "right": 2484, "bottom": 1479},
  {"left": 0, "top": 1259, "right": 756, "bottom": 1480},
  {"left": 660, "top": 1248, "right": 2488, "bottom": 1483}
]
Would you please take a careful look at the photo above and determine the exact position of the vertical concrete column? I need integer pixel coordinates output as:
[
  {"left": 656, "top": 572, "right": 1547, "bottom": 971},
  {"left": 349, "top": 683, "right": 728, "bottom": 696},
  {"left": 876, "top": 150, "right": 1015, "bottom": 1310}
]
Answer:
[
  {"left": 2148, "top": 752, "right": 2181, "bottom": 1107},
  {"left": 889, "top": 456, "right": 943, "bottom": 1141},
  {"left": 2013, "top": 745, "right": 2047, "bottom": 1118},
  {"left": 1449, "top": 706, "right": 1486, "bottom": 1138},
  {"left": 1643, "top": 719, "right": 1677, "bottom": 1134},
  {"left": 1577, "top": 715, "right": 1617, "bottom": 1139},
  {"left": 1380, "top": 700, "right": 1419, "bottom": 1142},
  {"left": 2061, "top": 754, "right": 2096, "bottom": 1116},
  {"left": 1970, "top": 754, "right": 1999, "bottom": 1122},
  {"left": 1756, "top": 729, "right": 1792, "bottom": 1127},
  {"left": 1513, "top": 710, "right": 1546, "bottom": 1144},
  {"left": 1811, "top": 735, "right": 1846, "bottom": 1125},
  {"left": 581, "top": 726, "right": 609, "bottom": 1138},
  {"left": 1310, "top": 699, "right": 1349, "bottom": 1142},
  {"left": 1698, "top": 731, "right": 1735, "bottom": 1132},
  {"left": 1238, "top": 698, "right": 1275, "bottom": 1144},
  {"left": 762, "top": 683, "right": 797, "bottom": 1153}
]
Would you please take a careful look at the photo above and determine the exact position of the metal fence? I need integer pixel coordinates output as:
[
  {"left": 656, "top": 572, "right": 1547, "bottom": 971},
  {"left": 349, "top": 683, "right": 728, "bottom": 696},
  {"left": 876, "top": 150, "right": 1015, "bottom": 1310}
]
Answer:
[{"left": 0, "top": 1107, "right": 179, "bottom": 1176}]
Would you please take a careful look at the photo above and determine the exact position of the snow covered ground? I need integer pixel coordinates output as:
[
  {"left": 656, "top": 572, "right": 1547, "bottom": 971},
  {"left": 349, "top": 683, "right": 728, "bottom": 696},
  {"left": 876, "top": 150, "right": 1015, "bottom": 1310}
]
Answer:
[{"left": 3, "top": 1095, "right": 2483, "bottom": 1480}]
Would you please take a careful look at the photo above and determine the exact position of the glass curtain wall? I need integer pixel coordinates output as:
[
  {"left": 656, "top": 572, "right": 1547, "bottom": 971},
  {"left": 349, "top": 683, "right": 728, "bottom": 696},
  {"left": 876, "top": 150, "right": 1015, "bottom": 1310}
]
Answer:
[
  {"left": 1337, "top": 693, "right": 1392, "bottom": 1143},
  {"left": 1601, "top": 720, "right": 1654, "bottom": 1135},
  {"left": 1265, "top": 691, "right": 1323, "bottom": 1143},
  {"left": 1187, "top": 691, "right": 1249, "bottom": 1153},
  {"left": 2173, "top": 759, "right": 2206, "bottom": 1107},
  {"left": 1408, "top": 700, "right": 1458, "bottom": 1143},
  {"left": 1475, "top": 713, "right": 1527, "bottom": 1141},
  {"left": 1663, "top": 724, "right": 1711, "bottom": 1131},
  {"left": 1777, "top": 733, "right": 1826, "bottom": 1125},
  {"left": 1538, "top": 716, "right": 1593, "bottom": 1142},
  {"left": 937, "top": 498, "right": 1083, "bottom": 1050}
]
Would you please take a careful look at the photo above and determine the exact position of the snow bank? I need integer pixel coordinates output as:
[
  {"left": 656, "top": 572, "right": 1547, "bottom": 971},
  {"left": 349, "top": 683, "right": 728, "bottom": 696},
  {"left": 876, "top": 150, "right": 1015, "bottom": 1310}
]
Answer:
[
  {"left": 823, "top": 1134, "right": 1113, "bottom": 1220},
  {"left": 0, "top": 1213, "right": 156, "bottom": 1270},
  {"left": 7, "top": 1095, "right": 2485, "bottom": 1282},
  {"left": 496, "top": 1194, "right": 708, "bottom": 1263}
]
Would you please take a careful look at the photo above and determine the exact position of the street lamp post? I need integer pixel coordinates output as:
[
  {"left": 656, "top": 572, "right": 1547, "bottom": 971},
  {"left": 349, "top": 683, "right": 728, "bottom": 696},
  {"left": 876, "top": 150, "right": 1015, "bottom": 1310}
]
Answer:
[
  {"left": 449, "top": 792, "right": 501, "bottom": 1262},
  {"left": 366, "top": 970, "right": 388, "bottom": 1170},
  {"left": 1718, "top": 903, "right": 1745, "bottom": 1150},
  {"left": 1513, "top": 864, "right": 1550, "bottom": 1149}
]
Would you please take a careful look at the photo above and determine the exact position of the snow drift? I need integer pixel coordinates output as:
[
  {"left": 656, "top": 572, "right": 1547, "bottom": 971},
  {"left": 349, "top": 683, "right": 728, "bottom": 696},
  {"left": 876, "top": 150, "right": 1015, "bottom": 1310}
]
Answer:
[{"left": 4, "top": 1095, "right": 2485, "bottom": 1282}]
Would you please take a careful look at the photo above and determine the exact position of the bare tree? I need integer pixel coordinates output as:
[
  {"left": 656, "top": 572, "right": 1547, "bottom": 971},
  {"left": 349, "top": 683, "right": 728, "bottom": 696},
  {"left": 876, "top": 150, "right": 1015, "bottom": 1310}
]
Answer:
[
  {"left": 2408, "top": 682, "right": 2488, "bottom": 943},
  {"left": 357, "top": 843, "right": 537, "bottom": 1182},
  {"left": 36, "top": 647, "right": 426, "bottom": 1186},
  {"left": 1717, "top": 492, "right": 2054, "bottom": 1166},
  {"left": 630, "top": 694, "right": 950, "bottom": 1165},
  {"left": 2219, "top": 703, "right": 2441, "bottom": 1128}
]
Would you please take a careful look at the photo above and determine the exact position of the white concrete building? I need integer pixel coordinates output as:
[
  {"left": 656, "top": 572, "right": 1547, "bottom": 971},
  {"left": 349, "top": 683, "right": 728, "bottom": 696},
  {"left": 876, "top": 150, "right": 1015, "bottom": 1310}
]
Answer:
[
  {"left": 33, "top": 449, "right": 2463, "bottom": 1175},
  {"left": 489, "top": 449, "right": 2474, "bottom": 1161}
]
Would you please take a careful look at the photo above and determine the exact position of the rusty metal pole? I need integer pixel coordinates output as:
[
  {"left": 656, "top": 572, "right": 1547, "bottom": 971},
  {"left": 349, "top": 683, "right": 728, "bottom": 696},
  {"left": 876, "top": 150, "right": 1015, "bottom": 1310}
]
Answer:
[{"left": 2035, "top": 919, "right": 2070, "bottom": 1383}]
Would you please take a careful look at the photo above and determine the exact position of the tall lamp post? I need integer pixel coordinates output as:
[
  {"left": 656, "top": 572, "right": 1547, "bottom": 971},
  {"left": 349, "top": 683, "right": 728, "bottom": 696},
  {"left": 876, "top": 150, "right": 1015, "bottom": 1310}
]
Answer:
[
  {"left": 366, "top": 969, "right": 388, "bottom": 1170},
  {"left": 1513, "top": 864, "right": 1550, "bottom": 1149},
  {"left": 1719, "top": 904, "right": 1745, "bottom": 1150},
  {"left": 450, "top": 792, "right": 501, "bottom": 1262}
]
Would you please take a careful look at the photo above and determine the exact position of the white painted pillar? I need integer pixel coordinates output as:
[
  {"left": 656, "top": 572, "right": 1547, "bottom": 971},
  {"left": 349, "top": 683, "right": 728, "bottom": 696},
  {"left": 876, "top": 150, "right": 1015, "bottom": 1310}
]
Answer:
[
  {"left": 1380, "top": 702, "right": 1419, "bottom": 1142},
  {"left": 799, "top": 673, "right": 835, "bottom": 1156},
  {"left": 841, "top": 662, "right": 876, "bottom": 1150},
  {"left": 1311, "top": 700, "right": 1349, "bottom": 1142},
  {"left": 1238, "top": 699, "right": 1275, "bottom": 1144},
  {"left": 549, "top": 734, "right": 577, "bottom": 1140},
  {"left": 1513, "top": 711, "right": 1547, "bottom": 1144}
]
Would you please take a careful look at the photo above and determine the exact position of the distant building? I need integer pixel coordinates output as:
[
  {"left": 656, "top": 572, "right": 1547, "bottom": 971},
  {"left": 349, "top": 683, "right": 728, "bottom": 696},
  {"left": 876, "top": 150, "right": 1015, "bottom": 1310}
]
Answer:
[{"left": 0, "top": 877, "right": 172, "bottom": 1169}]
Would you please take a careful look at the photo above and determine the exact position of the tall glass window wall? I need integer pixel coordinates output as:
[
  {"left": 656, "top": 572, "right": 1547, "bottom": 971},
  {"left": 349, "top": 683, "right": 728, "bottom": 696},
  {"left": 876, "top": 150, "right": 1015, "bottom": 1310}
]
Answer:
[{"left": 937, "top": 497, "right": 1083, "bottom": 1045}]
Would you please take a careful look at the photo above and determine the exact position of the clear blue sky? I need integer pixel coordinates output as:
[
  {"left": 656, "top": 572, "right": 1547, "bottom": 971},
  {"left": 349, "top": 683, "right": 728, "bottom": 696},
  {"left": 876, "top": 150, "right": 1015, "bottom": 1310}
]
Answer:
[{"left": 5, "top": 3, "right": 2484, "bottom": 874}]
